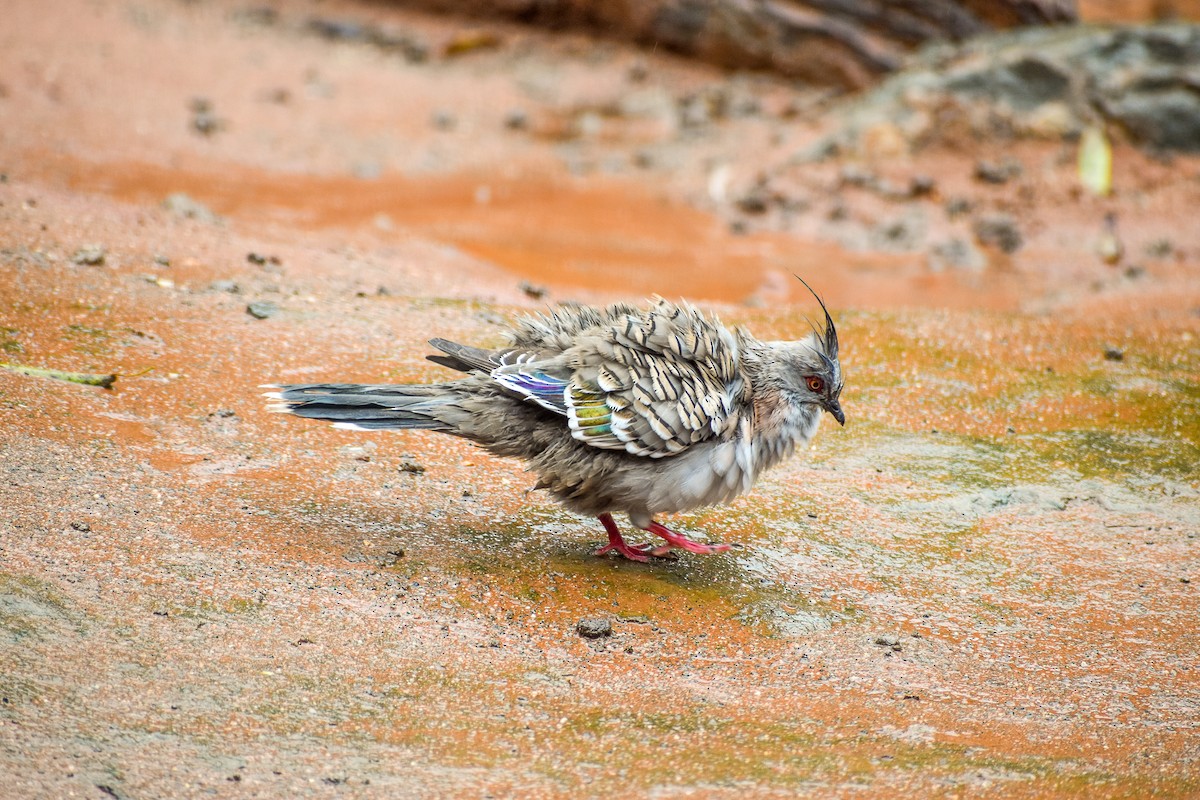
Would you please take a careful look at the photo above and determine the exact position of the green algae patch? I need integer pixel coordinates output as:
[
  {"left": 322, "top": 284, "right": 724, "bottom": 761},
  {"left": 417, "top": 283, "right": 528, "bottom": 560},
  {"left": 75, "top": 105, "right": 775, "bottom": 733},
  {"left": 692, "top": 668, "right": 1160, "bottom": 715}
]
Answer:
[{"left": 0, "top": 571, "right": 86, "bottom": 641}]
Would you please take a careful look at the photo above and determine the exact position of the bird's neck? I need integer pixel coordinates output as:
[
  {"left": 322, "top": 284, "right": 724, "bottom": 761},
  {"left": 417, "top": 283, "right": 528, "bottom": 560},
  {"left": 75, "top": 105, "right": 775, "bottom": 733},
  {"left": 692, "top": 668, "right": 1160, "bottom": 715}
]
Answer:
[{"left": 740, "top": 339, "right": 823, "bottom": 466}]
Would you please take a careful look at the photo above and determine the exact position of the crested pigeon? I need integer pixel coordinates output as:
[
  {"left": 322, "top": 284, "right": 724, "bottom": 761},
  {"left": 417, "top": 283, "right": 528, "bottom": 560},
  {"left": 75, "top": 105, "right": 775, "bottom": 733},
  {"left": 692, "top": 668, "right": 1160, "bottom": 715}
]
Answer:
[{"left": 265, "top": 282, "right": 844, "bottom": 561}]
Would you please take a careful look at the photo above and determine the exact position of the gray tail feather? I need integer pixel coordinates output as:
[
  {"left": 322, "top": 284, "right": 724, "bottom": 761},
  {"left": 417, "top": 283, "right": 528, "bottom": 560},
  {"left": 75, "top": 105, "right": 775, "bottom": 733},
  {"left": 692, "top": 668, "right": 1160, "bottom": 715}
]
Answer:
[
  {"left": 263, "top": 383, "right": 454, "bottom": 431},
  {"left": 425, "top": 338, "right": 497, "bottom": 373}
]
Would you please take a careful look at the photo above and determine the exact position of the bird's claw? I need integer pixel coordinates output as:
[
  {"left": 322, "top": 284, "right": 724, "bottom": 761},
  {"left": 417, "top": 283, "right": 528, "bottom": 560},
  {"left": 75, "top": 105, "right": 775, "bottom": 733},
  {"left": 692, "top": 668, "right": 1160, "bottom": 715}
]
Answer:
[{"left": 594, "top": 540, "right": 654, "bottom": 562}]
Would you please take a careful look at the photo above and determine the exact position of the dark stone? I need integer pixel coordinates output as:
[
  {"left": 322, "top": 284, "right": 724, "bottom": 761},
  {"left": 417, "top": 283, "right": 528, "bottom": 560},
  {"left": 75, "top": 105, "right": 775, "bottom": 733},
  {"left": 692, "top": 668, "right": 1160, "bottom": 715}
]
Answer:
[
  {"left": 576, "top": 618, "right": 612, "bottom": 639},
  {"left": 973, "top": 214, "right": 1023, "bottom": 254},
  {"left": 1105, "top": 89, "right": 1200, "bottom": 153}
]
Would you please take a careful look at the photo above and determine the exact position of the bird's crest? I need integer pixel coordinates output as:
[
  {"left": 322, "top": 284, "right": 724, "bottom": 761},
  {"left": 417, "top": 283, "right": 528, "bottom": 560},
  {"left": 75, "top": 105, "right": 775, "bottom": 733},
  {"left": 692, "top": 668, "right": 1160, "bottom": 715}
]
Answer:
[{"left": 794, "top": 275, "right": 839, "bottom": 366}]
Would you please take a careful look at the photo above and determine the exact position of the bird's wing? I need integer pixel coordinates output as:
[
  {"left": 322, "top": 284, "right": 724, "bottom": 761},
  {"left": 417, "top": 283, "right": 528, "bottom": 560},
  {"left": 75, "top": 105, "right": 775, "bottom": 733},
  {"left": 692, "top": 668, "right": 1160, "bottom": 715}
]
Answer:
[{"left": 493, "top": 300, "right": 746, "bottom": 458}]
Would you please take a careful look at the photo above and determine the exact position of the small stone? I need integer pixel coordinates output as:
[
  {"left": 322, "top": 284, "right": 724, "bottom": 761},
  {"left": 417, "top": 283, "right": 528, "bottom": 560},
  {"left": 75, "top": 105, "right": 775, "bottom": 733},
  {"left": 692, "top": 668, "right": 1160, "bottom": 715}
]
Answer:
[
  {"left": 973, "top": 214, "right": 1023, "bottom": 254},
  {"left": 1103, "top": 346, "right": 1124, "bottom": 362},
  {"left": 1123, "top": 264, "right": 1145, "bottom": 280},
  {"left": 973, "top": 158, "right": 1023, "bottom": 184},
  {"left": 874, "top": 634, "right": 900, "bottom": 648},
  {"left": 378, "top": 549, "right": 404, "bottom": 567},
  {"left": 398, "top": 460, "right": 425, "bottom": 475},
  {"left": 518, "top": 280, "right": 547, "bottom": 299},
  {"left": 1145, "top": 238, "right": 1174, "bottom": 259},
  {"left": 190, "top": 97, "right": 223, "bottom": 136},
  {"left": 210, "top": 279, "right": 240, "bottom": 294},
  {"left": 71, "top": 245, "right": 106, "bottom": 266},
  {"left": 503, "top": 109, "right": 529, "bottom": 130},
  {"left": 908, "top": 175, "right": 936, "bottom": 197},
  {"left": 944, "top": 197, "right": 972, "bottom": 218},
  {"left": 70, "top": 521, "right": 91, "bottom": 532},
  {"left": 162, "top": 193, "right": 220, "bottom": 224},
  {"left": 246, "top": 301, "right": 279, "bottom": 319},
  {"left": 927, "top": 237, "right": 986, "bottom": 273},
  {"left": 576, "top": 618, "right": 612, "bottom": 639},
  {"left": 735, "top": 186, "right": 771, "bottom": 215}
]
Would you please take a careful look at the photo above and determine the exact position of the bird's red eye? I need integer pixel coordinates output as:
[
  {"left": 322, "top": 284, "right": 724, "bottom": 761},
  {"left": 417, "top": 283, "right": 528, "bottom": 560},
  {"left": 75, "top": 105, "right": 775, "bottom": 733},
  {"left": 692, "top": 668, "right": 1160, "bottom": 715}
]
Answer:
[{"left": 806, "top": 376, "right": 825, "bottom": 393}]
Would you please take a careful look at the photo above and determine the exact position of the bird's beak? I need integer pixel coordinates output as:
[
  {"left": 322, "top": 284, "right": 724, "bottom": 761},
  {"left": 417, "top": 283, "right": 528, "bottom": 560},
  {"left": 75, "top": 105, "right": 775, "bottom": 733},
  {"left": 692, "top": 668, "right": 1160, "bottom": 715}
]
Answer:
[{"left": 829, "top": 403, "right": 845, "bottom": 426}]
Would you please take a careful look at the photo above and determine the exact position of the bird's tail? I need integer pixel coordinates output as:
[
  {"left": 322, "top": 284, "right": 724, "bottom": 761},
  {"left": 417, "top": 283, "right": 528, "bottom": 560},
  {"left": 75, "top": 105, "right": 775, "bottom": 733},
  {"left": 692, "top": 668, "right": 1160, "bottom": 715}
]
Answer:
[{"left": 263, "top": 383, "right": 459, "bottom": 431}]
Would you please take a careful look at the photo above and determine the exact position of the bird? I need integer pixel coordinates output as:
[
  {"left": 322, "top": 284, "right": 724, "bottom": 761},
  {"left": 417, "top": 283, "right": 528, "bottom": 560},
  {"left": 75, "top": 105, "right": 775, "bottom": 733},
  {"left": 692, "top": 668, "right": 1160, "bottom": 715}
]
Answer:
[{"left": 264, "top": 279, "right": 844, "bottom": 561}]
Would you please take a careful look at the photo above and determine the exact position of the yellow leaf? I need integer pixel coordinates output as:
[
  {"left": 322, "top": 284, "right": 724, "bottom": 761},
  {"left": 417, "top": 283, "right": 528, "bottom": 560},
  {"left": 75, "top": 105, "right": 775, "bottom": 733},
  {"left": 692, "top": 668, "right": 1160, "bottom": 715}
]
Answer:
[{"left": 1078, "top": 125, "right": 1112, "bottom": 197}]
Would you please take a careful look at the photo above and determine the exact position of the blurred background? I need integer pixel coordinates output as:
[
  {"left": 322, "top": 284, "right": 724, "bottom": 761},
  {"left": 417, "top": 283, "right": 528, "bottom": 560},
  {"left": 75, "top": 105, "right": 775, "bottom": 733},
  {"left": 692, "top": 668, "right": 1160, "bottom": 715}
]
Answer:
[{"left": 6, "top": 0, "right": 1199, "bottom": 312}]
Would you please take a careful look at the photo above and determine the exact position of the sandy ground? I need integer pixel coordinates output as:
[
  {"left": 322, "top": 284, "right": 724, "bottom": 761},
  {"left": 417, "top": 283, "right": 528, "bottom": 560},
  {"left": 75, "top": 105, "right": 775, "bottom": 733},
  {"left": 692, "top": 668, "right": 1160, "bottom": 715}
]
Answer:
[{"left": 2, "top": 0, "right": 1199, "bottom": 797}]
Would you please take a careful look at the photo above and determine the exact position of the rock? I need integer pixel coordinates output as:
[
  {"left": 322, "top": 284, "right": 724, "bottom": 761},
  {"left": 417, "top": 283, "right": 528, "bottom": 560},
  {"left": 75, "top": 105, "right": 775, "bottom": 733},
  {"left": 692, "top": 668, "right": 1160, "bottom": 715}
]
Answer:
[
  {"left": 874, "top": 634, "right": 900, "bottom": 647},
  {"left": 973, "top": 157, "right": 1023, "bottom": 184},
  {"left": 210, "top": 279, "right": 240, "bottom": 294},
  {"left": 948, "top": 55, "right": 1071, "bottom": 111},
  {"left": 71, "top": 245, "right": 106, "bottom": 266},
  {"left": 189, "top": 97, "right": 223, "bottom": 136},
  {"left": 820, "top": 24, "right": 1200, "bottom": 155},
  {"left": 162, "top": 193, "right": 220, "bottom": 224},
  {"left": 503, "top": 109, "right": 529, "bottom": 130},
  {"left": 518, "top": 280, "right": 547, "bottom": 299},
  {"left": 246, "top": 301, "right": 279, "bottom": 319},
  {"left": 973, "top": 214, "right": 1023, "bottom": 254},
  {"left": 398, "top": 459, "right": 425, "bottom": 475},
  {"left": 927, "top": 237, "right": 986, "bottom": 273},
  {"left": 734, "top": 185, "right": 771, "bottom": 215},
  {"left": 70, "top": 520, "right": 91, "bottom": 532},
  {"left": 1104, "top": 88, "right": 1200, "bottom": 153},
  {"left": 575, "top": 618, "right": 612, "bottom": 639},
  {"left": 1104, "top": 346, "right": 1125, "bottom": 362},
  {"left": 306, "top": 17, "right": 428, "bottom": 62}
]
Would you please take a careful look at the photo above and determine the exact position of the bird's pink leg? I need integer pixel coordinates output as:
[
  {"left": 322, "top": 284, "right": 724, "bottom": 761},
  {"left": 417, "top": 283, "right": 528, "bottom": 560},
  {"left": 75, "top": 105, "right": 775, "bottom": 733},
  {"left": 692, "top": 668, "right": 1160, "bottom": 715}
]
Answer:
[
  {"left": 593, "top": 513, "right": 653, "bottom": 562},
  {"left": 644, "top": 520, "right": 732, "bottom": 557}
]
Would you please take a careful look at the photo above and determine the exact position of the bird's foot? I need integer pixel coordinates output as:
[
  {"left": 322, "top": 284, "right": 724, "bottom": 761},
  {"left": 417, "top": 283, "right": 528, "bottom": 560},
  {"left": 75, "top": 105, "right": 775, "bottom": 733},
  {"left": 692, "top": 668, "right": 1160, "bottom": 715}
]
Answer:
[
  {"left": 645, "top": 521, "right": 732, "bottom": 556},
  {"left": 595, "top": 513, "right": 653, "bottom": 562}
]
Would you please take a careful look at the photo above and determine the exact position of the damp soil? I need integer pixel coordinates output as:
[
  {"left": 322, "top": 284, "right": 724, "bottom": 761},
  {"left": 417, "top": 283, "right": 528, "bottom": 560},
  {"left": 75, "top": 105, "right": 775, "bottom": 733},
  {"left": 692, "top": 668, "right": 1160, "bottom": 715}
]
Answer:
[{"left": 2, "top": 0, "right": 1199, "bottom": 797}]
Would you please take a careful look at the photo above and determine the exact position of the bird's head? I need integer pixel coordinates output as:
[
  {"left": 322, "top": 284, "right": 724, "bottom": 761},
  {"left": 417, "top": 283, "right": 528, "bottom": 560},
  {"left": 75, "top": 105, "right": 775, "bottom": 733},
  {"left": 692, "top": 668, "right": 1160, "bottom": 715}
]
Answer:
[{"left": 776, "top": 277, "right": 844, "bottom": 426}]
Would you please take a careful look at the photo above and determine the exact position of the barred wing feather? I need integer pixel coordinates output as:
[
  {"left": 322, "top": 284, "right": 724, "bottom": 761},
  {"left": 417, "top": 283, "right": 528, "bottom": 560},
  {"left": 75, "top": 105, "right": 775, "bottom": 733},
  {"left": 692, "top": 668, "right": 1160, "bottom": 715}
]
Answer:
[{"left": 492, "top": 300, "right": 744, "bottom": 458}]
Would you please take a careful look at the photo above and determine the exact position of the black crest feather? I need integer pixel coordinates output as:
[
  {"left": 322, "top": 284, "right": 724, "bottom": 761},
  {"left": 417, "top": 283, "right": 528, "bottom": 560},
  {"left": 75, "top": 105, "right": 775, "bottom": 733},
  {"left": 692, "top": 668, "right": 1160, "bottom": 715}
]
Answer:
[{"left": 794, "top": 275, "right": 838, "bottom": 363}]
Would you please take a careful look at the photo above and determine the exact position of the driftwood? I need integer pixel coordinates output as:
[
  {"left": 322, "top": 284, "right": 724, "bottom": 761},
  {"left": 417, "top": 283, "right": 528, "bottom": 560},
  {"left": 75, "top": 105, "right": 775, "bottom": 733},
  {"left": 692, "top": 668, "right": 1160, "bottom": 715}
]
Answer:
[{"left": 397, "top": 0, "right": 1076, "bottom": 88}]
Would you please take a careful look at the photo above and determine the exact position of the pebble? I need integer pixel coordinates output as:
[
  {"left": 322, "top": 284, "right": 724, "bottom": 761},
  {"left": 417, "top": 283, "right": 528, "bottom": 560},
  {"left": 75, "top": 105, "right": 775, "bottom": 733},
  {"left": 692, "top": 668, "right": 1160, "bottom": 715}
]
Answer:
[
  {"left": 71, "top": 245, "right": 106, "bottom": 266},
  {"left": 973, "top": 158, "right": 1023, "bottom": 184},
  {"left": 504, "top": 109, "right": 529, "bottom": 130},
  {"left": 1103, "top": 346, "right": 1125, "bottom": 362},
  {"left": 398, "top": 459, "right": 426, "bottom": 475},
  {"left": 874, "top": 634, "right": 900, "bottom": 648},
  {"left": 162, "top": 193, "right": 220, "bottom": 224},
  {"left": 518, "top": 281, "right": 547, "bottom": 299},
  {"left": 246, "top": 301, "right": 279, "bottom": 319},
  {"left": 973, "top": 214, "right": 1023, "bottom": 254},
  {"left": 576, "top": 618, "right": 612, "bottom": 639}
]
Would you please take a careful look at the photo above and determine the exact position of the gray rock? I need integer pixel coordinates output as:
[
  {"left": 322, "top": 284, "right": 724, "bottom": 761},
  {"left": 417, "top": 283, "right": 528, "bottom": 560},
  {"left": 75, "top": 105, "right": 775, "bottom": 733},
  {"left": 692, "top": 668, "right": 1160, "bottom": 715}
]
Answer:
[
  {"left": 974, "top": 214, "right": 1023, "bottom": 254},
  {"left": 71, "top": 245, "right": 106, "bottom": 266},
  {"left": 162, "top": 193, "right": 221, "bottom": 224},
  {"left": 812, "top": 24, "right": 1200, "bottom": 156},
  {"left": 1104, "top": 88, "right": 1200, "bottom": 152},
  {"left": 928, "top": 237, "right": 986, "bottom": 272},
  {"left": 246, "top": 301, "right": 279, "bottom": 320},
  {"left": 575, "top": 618, "right": 612, "bottom": 639}
]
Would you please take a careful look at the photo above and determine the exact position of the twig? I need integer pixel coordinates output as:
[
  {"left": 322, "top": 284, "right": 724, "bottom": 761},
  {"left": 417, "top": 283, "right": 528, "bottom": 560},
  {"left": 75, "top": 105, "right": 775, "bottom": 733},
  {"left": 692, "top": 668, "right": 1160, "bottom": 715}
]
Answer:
[{"left": 1, "top": 362, "right": 117, "bottom": 389}]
